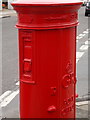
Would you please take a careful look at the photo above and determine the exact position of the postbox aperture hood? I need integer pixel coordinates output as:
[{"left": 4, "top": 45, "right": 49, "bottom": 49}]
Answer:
[{"left": 12, "top": 0, "right": 82, "bottom": 6}]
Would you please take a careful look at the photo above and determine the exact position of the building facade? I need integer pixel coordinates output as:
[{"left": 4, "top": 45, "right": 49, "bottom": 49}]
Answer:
[
  {"left": 1, "top": 0, "right": 16, "bottom": 10},
  {"left": 0, "top": 0, "right": 2, "bottom": 10}
]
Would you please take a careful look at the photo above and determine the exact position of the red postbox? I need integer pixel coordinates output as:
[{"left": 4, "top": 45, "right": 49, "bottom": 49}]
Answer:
[{"left": 12, "top": 0, "right": 82, "bottom": 118}]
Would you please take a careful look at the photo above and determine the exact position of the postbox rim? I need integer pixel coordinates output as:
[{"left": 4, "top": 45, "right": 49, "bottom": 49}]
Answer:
[{"left": 11, "top": 0, "right": 83, "bottom": 7}]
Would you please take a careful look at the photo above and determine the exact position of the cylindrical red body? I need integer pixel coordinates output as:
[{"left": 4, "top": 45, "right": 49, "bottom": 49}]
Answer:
[{"left": 12, "top": 0, "right": 82, "bottom": 118}]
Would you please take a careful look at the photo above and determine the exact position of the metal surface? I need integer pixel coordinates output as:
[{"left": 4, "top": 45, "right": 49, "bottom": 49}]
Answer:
[
  {"left": 12, "top": 0, "right": 82, "bottom": 118},
  {"left": 12, "top": 0, "right": 82, "bottom": 5}
]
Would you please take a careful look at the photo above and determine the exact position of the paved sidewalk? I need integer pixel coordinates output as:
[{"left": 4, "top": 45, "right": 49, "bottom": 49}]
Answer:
[
  {"left": 0, "top": 9, "right": 16, "bottom": 18},
  {"left": 76, "top": 101, "right": 89, "bottom": 119}
]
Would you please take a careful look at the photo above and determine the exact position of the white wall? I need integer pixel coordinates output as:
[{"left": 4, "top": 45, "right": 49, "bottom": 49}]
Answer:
[
  {"left": 8, "top": 0, "right": 16, "bottom": 9},
  {"left": 0, "top": 0, "right": 2, "bottom": 10}
]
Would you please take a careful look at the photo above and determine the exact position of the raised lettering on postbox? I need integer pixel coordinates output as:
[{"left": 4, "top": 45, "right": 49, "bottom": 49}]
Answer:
[
  {"left": 61, "top": 104, "right": 74, "bottom": 116},
  {"left": 62, "top": 61, "right": 76, "bottom": 88}
]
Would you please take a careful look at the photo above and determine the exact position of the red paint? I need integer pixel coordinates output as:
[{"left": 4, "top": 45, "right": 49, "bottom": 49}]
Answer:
[
  {"left": 48, "top": 105, "right": 57, "bottom": 112},
  {"left": 76, "top": 94, "right": 79, "bottom": 98},
  {"left": 12, "top": 0, "right": 82, "bottom": 119}
]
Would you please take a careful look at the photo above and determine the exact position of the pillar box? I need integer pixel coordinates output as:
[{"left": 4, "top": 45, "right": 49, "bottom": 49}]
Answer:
[{"left": 11, "top": 0, "right": 82, "bottom": 118}]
